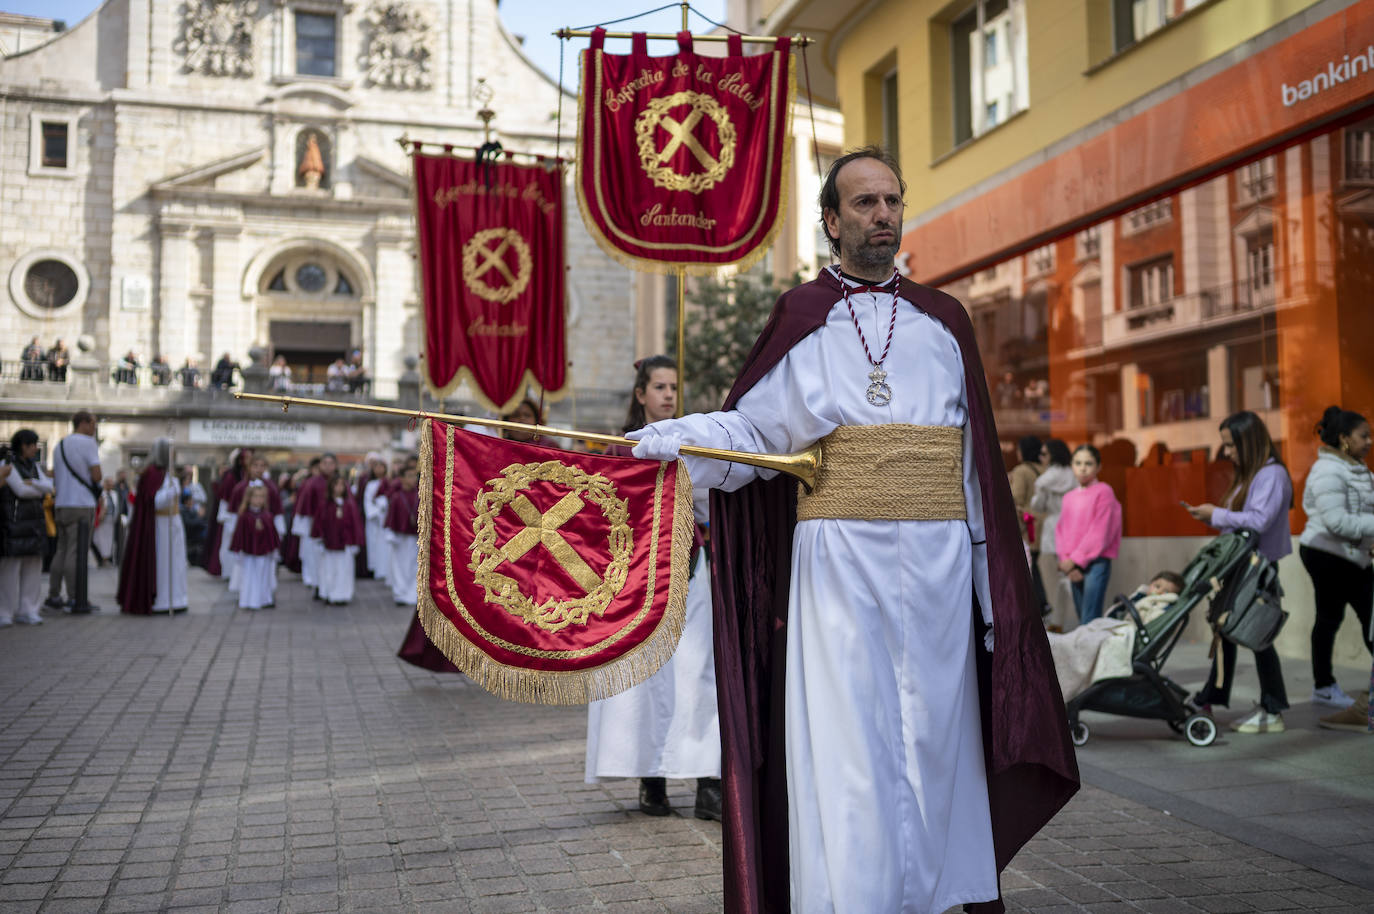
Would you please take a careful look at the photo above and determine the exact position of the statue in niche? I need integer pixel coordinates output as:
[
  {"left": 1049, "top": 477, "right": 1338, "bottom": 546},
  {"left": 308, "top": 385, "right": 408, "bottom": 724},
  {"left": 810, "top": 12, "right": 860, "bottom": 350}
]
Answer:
[
  {"left": 179, "top": 0, "right": 258, "bottom": 77},
  {"left": 297, "top": 131, "right": 327, "bottom": 189},
  {"left": 361, "top": 1, "right": 434, "bottom": 90}
]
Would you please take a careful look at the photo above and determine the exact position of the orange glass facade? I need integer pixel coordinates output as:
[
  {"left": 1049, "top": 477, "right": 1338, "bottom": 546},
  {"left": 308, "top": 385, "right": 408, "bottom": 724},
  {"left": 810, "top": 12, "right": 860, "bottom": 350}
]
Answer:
[{"left": 939, "top": 109, "right": 1374, "bottom": 538}]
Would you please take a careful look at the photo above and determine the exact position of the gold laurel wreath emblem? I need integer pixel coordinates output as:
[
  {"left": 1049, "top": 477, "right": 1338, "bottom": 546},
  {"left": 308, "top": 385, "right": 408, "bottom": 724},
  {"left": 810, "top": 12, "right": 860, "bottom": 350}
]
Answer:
[
  {"left": 634, "top": 91, "right": 737, "bottom": 194},
  {"left": 468, "top": 460, "right": 633, "bottom": 633},
  {"left": 461, "top": 227, "right": 534, "bottom": 304}
]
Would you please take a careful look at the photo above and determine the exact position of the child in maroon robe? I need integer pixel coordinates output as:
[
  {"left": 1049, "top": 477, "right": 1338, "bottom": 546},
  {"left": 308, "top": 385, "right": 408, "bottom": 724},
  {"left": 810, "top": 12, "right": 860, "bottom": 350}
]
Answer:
[
  {"left": 384, "top": 465, "right": 420, "bottom": 607},
  {"left": 314, "top": 475, "right": 363, "bottom": 605},
  {"left": 230, "top": 483, "right": 280, "bottom": 611}
]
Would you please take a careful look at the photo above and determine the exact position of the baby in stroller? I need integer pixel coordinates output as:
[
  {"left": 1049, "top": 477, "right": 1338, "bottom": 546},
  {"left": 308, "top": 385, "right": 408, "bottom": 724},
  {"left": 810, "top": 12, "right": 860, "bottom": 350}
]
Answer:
[{"left": 1049, "top": 571, "right": 1183, "bottom": 702}]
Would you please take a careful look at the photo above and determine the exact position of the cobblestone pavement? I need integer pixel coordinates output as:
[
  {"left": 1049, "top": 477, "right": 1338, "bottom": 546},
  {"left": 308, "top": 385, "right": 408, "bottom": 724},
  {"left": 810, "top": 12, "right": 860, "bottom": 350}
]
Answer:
[{"left": 0, "top": 565, "right": 1371, "bottom": 913}]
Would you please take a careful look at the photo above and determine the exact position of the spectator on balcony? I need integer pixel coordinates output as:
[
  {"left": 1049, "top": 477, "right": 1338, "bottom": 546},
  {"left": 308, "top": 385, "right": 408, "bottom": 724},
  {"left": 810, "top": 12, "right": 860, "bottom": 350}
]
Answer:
[
  {"left": 326, "top": 358, "right": 348, "bottom": 393},
  {"left": 345, "top": 349, "right": 368, "bottom": 394},
  {"left": 20, "top": 337, "right": 46, "bottom": 381},
  {"left": 997, "top": 371, "right": 1021, "bottom": 408},
  {"left": 179, "top": 357, "right": 202, "bottom": 389},
  {"left": 45, "top": 340, "right": 70, "bottom": 382},
  {"left": 113, "top": 351, "right": 140, "bottom": 385},
  {"left": 269, "top": 355, "right": 292, "bottom": 392},
  {"left": 150, "top": 355, "right": 172, "bottom": 386},
  {"left": 210, "top": 353, "right": 239, "bottom": 390}
]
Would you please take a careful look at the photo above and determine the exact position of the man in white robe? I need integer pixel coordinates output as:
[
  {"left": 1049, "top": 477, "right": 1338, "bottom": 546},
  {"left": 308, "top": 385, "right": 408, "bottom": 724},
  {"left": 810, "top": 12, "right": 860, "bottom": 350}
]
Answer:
[{"left": 629, "top": 148, "right": 1076, "bottom": 914}]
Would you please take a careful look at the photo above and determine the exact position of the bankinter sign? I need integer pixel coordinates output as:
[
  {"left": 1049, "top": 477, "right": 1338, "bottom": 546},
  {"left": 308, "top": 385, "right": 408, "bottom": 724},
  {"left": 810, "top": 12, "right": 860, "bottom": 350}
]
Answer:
[{"left": 1281, "top": 46, "right": 1374, "bottom": 106}]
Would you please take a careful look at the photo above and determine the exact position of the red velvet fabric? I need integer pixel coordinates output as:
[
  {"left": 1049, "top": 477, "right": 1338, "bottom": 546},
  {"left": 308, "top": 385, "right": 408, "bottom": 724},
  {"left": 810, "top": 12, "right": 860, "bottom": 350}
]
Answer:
[
  {"left": 397, "top": 615, "right": 462, "bottom": 674},
  {"left": 316, "top": 499, "right": 363, "bottom": 551},
  {"left": 412, "top": 153, "right": 566, "bottom": 405},
  {"left": 577, "top": 29, "right": 791, "bottom": 269},
  {"left": 230, "top": 508, "right": 280, "bottom": 556},
  {"left": 708, "top": 269, "right": 1080, "bottom": 914},
  {"left": 385, "top": 487, "right": 420, "bottom": 535},
  {"left": 116, "top": 465, "right": 164, "bottom": 615},
  {"left": 424, "top": 421, "right": 687, "bottom": 675}
]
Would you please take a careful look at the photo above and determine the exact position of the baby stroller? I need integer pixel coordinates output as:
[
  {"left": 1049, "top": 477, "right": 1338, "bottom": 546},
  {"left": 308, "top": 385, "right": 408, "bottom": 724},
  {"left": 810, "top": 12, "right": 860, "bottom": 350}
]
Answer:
[{"left": 1066, "top": 529, "right": 1261, "bottom": 748}]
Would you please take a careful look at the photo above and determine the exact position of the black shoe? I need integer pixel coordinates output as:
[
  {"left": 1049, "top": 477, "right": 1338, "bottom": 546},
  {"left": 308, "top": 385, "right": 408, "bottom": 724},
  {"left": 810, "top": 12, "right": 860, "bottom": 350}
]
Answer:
[
  {"left": 69, "top": 604, "right": 97, "bottom": 615},
  {"left": 638, "top": 777, "right": 669, "bottom": 817},
  {"left": 694, "top": 777, "right": 722, "bottom": 822},
  {"left": 44, "top": 597, "right": 69, "bottom": 611}
]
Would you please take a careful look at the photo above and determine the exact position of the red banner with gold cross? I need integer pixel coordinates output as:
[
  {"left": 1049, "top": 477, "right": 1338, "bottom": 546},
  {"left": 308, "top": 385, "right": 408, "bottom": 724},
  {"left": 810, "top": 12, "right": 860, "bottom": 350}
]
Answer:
[
  {"left": 411, "top": 150, "right": 567, "bottom": 408},
  {"left": 576, "top": 29, "right": 793, "bottom": 274},
  {"left": 417, "top": 418, "right": 695, "bottom": 704}
]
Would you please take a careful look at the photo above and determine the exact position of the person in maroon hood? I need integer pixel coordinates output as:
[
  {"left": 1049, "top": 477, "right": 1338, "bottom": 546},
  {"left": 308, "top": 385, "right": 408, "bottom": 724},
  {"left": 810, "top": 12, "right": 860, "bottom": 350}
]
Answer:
[
  {"left": 230, "top": 483, "right": 280, "bottom": 610},
  {"left": 292, "top": 452, "right": 336, "bottom": 593},
  {"left": 313, "top": 474, "right": 362, "bottom": 605}
]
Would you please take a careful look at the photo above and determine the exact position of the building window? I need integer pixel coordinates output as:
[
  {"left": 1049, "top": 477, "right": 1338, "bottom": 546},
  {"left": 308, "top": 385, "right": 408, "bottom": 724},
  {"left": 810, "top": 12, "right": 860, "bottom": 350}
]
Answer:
[
  {"left": 1245, "top": 230, "right": 1274, "bottom": 305},
  {"left": 295, "top": 12, "right": 337, "bottom": 78},
  {"left": 951, "top": 0, "right": 1028, "bottom": 146},
  {"left": 1112, "top": 0, "right": 1207, "bottom": 54},
  {"left": 41, "top": 122, "right": 68, "bottom": 168},
  {"left": 1128, "top": 257, "right": 1173, "bottom": 309},
  {"left": 881, "top": 70, "right": 900, "bottom": 165},
  {"left": 1026, "top": 243, "right": 1054, "bottom": 277},
  {"left": 1076, "top": 225, "right": 1101, "bottom": 261},
  {"left": 1123, "top": 198, "right": 1172, "bottom": 235},
  {"left": 1236, "top": 157, "right": 1276, "bottom": 204},
  {"left": 1346, "top": 121, "right": 1374, "bottom": 184},
  {"left": 8, "top": 249, "right": 91, "bottom": 319}
]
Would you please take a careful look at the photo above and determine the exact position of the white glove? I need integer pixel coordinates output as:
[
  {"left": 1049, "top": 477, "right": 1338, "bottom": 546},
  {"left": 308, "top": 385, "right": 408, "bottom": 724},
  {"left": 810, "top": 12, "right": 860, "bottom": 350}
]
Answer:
[
  {"left": 626, "top": 423, "right": 684, "bottom": 461},
  {"left": 984, "top": 627, "right": 994, "bottom": 654}
]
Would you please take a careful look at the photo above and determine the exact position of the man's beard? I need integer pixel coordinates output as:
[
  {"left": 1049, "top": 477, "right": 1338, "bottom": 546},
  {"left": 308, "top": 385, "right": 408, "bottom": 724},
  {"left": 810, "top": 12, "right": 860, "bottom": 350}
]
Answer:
[{"left": 846, "top": 236, "right": 900, "bottom": 272}]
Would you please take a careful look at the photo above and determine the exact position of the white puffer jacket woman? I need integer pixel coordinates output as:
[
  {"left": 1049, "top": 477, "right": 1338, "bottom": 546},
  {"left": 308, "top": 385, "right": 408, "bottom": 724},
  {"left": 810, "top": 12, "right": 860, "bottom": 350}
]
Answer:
[{"left": 1298, "top": 406, "right": 1374, "bottom": 709}]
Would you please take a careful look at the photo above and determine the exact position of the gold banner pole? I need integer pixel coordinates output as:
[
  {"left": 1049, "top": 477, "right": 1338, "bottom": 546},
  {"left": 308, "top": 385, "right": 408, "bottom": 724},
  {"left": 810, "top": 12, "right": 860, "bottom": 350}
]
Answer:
[
  {"left": 675, "top": 265, "right": 686, "bottom": 418},
  {"left": 554, "top": 28, "right": 810, "bottom": 45},
  {"left": 234, "top": 392, "right": 820, "bottom": 491}
]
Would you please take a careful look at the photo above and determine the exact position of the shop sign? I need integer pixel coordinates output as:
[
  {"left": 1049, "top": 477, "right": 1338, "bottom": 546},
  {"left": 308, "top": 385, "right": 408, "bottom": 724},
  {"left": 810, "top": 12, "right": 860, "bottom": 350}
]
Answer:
[{"left": 188, "top": 419, "right": 322, "bottom": 447}]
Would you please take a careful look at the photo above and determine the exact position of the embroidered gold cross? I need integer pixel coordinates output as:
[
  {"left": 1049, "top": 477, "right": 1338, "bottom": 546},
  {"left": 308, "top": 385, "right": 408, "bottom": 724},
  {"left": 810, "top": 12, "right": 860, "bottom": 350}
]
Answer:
[
  {"left": 472, "top": 235, "right": 517, "bottom": 286},
  {"left": 497, "top": 493, "right": 602, "bottom": 593},
  {"left": 656, "top": 110, "right": 718, "bottom": 171}
]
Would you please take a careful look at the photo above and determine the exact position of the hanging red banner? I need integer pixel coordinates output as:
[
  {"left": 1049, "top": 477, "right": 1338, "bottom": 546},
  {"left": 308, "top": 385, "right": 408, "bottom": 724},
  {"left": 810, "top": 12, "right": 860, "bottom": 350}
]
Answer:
[
  {"left": 412, "top": 151, "right": 567, "bottom": 408},
  {"left": 577, "top": 29, "right": 793, "bottom": 274},
  {"left": 417, "top": 419, "right": 696, "bottom": 704}
]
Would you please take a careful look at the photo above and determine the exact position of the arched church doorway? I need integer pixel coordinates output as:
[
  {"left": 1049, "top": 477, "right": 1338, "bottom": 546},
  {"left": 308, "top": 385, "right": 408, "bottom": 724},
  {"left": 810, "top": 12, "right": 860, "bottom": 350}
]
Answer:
[{"left": 252, "top": 243, "right": 371, "bottom": 387}]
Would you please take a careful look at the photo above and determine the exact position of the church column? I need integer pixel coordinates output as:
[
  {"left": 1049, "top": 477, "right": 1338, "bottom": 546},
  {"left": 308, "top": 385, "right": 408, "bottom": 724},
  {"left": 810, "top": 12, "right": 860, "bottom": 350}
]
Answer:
[
  {"left": 157, "top": 221, "right": 194, "bottom": 366},
  {"left": 209, "top": 223, "right": 247, "bottom": 362},
  {"left": 372, "top": 217, "right": 410, "bottom": 400}
]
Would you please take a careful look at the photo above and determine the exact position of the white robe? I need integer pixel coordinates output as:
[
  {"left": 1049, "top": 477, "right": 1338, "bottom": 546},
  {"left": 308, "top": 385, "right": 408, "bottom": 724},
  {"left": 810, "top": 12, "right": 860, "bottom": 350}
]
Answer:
[
  {"left": 93, "top": 490, "right": 117, "bottom": 561},
  {"left": 292, "top": 512, "right": 318, "bottom": 587},
  {"left": 584, "top": 549, "right": 720, "bottom": 781},
  {"left": 217, "top": 501, "right": 238, "bottom": 589},
  {"left": 364, "top": 479, "right": 389, "bottom": 581},
  {"left": 237, "top": 554, "right": 277, "bottom": 610},
  {"left": 388, "top": 531, "right": 418, "bottom": 606},
  {"left": 153, "top": 474, "right": 188, "bottom": 612},
  {"left": 318, "top": 546, "right": 357, "bottom": 603},
  {"left": 672, "top": 272, "right": 998, "bottom": 914}
]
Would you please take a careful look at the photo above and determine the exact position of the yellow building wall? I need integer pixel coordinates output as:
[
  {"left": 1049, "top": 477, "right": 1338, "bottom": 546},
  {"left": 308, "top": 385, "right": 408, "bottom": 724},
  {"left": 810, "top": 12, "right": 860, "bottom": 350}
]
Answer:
[{"left": 829, "top": 0, "right": 1324, "bottom": 215}]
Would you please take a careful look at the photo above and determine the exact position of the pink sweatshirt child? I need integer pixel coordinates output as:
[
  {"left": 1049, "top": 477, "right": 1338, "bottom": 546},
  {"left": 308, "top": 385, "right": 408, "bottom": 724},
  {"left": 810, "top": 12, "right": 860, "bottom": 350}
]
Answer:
[{"left": 1055, "top": 480, "right": 1122, "bottom": 568}]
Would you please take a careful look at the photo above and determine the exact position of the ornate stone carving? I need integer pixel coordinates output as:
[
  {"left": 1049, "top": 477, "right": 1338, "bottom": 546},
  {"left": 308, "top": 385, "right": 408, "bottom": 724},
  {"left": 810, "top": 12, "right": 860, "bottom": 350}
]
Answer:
[
  {"left": 179, "top": 0, "right": 258, "bottom": 77},
  {"left": 361, "top": 2, "right": 433, "bottom": 90}
]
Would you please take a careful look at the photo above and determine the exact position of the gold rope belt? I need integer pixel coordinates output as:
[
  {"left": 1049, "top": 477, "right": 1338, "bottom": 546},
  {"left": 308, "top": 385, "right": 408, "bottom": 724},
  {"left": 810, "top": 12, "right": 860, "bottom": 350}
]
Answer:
[
  {"left": 156, "top": 505, "right": 180, "bottom": 517},
  {"left": 796, "top": 424, "right": 967, "bottom": 522}
]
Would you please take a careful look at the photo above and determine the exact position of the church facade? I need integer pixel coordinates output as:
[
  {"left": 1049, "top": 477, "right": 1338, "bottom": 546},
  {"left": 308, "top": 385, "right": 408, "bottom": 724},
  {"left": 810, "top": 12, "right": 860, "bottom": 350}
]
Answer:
[{"left": 0, "top": 0, "right": 637, "bottom": 442}]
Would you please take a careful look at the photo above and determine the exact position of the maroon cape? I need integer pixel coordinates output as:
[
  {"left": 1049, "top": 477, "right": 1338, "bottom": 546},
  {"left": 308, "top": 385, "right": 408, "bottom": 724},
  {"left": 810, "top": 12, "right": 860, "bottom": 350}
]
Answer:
[
  {"left": 397, "top": 615, "right": 462, "bottom": 673},
  {"left": 116, "top": 465, "right": 164, "bottom": 615},
  {"left": 230, "top": 508, "right": 281, "bottom": 556},
  {"left": 228, "top": 477, "right": 282, "bottom": 517},
  {"left": 708, "top": 269, "right": 1079, "bottom": 914},
  {"left": 315, "top": 499, "right": 363, "bottom": 550},
  {"left": 204, "top": 466, "right": 244, "bottom": 575},
  {"left": 384, "top": 487, "right": 419, "bottom": 534},
  {"left": 295, "top": 474, "right": 327, "bottom": 531}
]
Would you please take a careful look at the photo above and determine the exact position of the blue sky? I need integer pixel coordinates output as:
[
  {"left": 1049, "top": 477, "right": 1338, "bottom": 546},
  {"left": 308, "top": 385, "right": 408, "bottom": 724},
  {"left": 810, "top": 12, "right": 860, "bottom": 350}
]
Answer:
[{"left": 2, "top": 0, "right": 728, "bottom": 82}]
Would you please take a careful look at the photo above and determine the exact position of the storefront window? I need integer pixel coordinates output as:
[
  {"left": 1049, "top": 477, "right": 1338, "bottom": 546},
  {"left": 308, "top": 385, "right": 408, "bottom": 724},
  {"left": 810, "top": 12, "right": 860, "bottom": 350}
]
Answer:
[{"left": 940, "top": 111, "right": 1374, "bottom": 536}]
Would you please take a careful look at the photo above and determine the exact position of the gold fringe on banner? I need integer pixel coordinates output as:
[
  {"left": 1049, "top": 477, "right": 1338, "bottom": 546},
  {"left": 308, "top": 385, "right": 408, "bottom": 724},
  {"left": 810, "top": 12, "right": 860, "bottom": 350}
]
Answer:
[
  {"left": 573, "top": 45, "right": 796, "bottom": 278},
  {"left": 414, "top": 419, "right": 696, "bottom": 705},
  {"left": 422, "top": 363, "right": 572, "bottom": 414}
]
